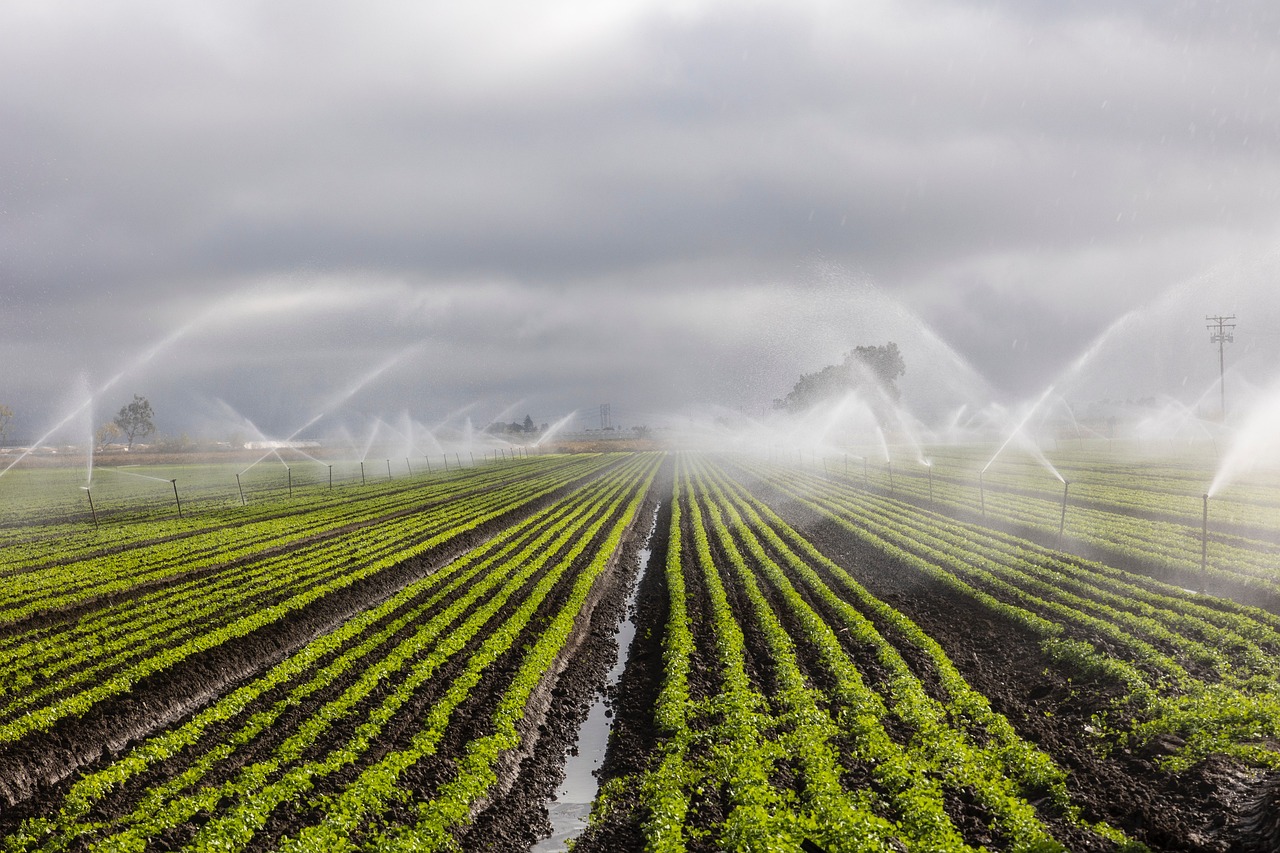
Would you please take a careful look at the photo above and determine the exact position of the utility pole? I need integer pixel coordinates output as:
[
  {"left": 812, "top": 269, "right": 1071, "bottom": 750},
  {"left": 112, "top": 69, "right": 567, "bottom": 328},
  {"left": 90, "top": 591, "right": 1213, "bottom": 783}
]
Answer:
[
  {"left": 599, "top": 403, "right": 611, "bottom": 430},
  {"left": 1206, "top": 315, "right": 1236, "bottom": 420}
]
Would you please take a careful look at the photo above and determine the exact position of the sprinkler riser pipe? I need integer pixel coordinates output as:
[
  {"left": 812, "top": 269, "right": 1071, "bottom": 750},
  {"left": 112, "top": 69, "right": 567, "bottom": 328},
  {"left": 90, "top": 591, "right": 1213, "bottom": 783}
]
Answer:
[
  {"left": 1059, "top": 481, "right": 1069, "bottom": 537},
  {"left": 236, "top": 473, "right": 246, "bottom": 506},
  {"left": 360, "top": 462, "right": 366, "bottom": 486},
  {"left": 1202, "top": 493, "right": 1209, "bottom": 580},
  {"left": 171, "top": 479, "right": 183, "bottom": 519}
]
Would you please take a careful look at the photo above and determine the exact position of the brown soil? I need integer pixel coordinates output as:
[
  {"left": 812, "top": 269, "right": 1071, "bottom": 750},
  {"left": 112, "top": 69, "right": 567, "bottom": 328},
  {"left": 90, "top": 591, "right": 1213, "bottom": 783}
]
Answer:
[
  {"left": 0, "top": 456, "right": 629, "bottom": 810},
  {"left": 577, "top": 471, "right": 1274, "bottom": 853}
]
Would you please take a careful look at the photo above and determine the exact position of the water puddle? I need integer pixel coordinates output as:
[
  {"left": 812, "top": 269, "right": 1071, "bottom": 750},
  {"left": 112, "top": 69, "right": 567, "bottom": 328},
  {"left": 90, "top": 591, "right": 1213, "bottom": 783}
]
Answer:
[{"left": 533, "top": 503, "right": 660, "bottom": 852}]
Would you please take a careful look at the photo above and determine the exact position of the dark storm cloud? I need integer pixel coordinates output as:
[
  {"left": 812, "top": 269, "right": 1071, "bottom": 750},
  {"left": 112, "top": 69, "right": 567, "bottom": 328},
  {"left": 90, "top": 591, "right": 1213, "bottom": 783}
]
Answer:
[{"left": 3, "top": 0, "right": 1280, "bottom": 440}]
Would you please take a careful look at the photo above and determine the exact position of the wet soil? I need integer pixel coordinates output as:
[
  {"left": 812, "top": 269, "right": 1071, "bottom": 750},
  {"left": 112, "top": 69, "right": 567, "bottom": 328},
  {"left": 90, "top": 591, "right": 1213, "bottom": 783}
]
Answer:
[
  {"left": 784, "top": 504, "right": 1264, "bottom": 852},
  {"left": 578, "top": 472, "right": 1274, "bottom": 852},
  {"left": 458, "top": 459, "right": 669, "bottom": 851},
  {"left": 0, "top": 457, "right": 627, "bottom": 811}
]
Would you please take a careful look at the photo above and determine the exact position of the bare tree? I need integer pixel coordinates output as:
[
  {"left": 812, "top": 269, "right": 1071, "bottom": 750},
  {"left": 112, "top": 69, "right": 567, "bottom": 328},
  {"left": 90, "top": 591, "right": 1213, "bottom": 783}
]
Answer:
[{"left": 95, "top": 421, "right": 122, "bottom": 451}]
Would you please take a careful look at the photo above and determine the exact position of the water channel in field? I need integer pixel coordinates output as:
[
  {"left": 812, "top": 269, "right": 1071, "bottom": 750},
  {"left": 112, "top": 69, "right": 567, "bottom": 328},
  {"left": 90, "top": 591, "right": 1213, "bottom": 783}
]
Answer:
[{"left": 533, "top": 503, "right": 661, "bottom": 852}]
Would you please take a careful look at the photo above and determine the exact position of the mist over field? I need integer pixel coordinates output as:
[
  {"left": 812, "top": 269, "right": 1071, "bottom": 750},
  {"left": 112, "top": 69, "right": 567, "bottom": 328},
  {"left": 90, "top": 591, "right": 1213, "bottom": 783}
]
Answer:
[{"left": 4, "top": 0, "right": 1280, "bottom": 447}]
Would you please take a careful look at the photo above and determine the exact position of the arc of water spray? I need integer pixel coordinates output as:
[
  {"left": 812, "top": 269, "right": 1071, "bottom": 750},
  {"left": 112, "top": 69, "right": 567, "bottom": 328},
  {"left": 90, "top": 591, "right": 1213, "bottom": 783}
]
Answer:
[
  {"left": 3, "top": 309, "right": 212, "bottom": 479},
  {"left": 533, "top": 411, "right": 578, "bottom": 448},
  {"left": 982, "top": 384, "right": 1066, "bottom": 483}
]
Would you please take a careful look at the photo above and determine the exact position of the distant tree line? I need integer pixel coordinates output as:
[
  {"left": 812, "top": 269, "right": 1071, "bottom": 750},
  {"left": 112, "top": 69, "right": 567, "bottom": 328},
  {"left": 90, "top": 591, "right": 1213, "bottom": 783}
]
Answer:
[
  {"left": 485, "top": 414, "right": 548, "bottom": 436},
  {"left": 774, "top": 342, "right": 905, "bottom": 413}
]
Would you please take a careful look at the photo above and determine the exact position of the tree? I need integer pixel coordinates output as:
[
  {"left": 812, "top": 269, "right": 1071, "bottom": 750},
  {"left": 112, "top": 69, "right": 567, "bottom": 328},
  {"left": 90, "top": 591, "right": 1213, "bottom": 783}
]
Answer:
[
  {"left": 522, "top": 414, "right": 535, "bottom": 433},
  {"left": 114, "top": 395, "right": 156, "bottom": 450},
  {"left": 95, "top": 421, "right": 122, "bottom": 451},
  {"left": 0, "top": 404, "right": 11, "bottom": 446},
  {"left": 773, "top": 342, "right": 906, "bottom": 413}
]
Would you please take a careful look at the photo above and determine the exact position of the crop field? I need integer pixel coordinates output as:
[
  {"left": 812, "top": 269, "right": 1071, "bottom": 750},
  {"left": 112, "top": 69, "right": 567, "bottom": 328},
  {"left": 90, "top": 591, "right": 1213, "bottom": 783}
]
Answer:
[{"left": 0, "top": 449, "right": 1278, "bottom": 851}]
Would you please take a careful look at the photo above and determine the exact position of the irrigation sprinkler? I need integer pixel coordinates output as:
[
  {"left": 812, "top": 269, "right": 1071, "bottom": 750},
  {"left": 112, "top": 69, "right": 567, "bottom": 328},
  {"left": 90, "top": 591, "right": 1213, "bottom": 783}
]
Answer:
[
  {"left": 424, "top": 456, "right": 432, "bottom": 473},
  {"left": 470, "top": 452, "right": 475, "bottom": 466},
  {"left": 1201, "top": 493, "right": 1209, "bottom": 585},
  {"left": 360, "top": 462, "right": 366, "bottom": 486},
  {"left": 386, "top": 459, "right": 392, "bottom": 481},
  {"left": 1059, "top": 480, "right": 1070, "bottom": 538},
  {"left": 887, "top": 462, "right": 894, "bottom": 497},
  {"left": 442, "top": 454, "right": 449, "bottom": 471},
  {"left": 170, "top": 479, "right": 183, "bottom": 518},
  {"left": 328, "top": 465, "right": 333, "bottom": 490},
  {"left": 236, "top": 473, "right": 246, "bottom": 506},
  {"left": 81, "top": 486, "right": 99, "bottom": 528},
  {"left": 406, "top": 457, "right": 412, "bottom": 476},
  {"left": 979, "top": 474, "right": 986, "bottom": 520},
  {"left": 455, "top": 453, "right": 462, "bottom": 468},
  {"left": 928, "top": 465, "right": 934, "bottom": 506},
  {"left": 287, "top": 467, "right": 293, "bottom": 499}
]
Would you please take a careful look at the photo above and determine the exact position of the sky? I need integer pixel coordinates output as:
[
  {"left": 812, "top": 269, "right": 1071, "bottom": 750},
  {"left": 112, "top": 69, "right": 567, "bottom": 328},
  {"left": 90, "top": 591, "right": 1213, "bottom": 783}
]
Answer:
[{"left": 4, "top": 0, "right": 1280, "bottom": 444}]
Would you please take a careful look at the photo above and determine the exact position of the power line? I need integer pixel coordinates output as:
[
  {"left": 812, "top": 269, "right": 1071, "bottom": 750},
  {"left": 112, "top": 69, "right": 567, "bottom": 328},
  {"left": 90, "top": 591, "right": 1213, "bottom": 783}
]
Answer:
[{"left": 1206, "top": 314, "right": 1236, "bottom": 419}]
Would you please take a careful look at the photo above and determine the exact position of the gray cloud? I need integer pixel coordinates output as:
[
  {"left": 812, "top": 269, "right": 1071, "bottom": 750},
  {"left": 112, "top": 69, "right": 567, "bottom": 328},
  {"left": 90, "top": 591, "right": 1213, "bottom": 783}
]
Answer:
[{"left": 3, "top": 0, "right": 1280, "bottom": 442}]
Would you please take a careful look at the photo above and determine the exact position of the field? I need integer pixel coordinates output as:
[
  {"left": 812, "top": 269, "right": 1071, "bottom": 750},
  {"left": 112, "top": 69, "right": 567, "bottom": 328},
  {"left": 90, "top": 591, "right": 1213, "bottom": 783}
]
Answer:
[{"left": 0, "top": 448, "right": 1278, "bottom": 851}]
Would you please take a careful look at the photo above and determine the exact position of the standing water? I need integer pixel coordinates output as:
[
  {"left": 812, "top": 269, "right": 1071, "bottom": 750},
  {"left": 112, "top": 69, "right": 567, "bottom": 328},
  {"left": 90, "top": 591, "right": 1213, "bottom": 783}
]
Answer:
[{"left": 533, "top": 504, "right": 661, "bottom": 852}]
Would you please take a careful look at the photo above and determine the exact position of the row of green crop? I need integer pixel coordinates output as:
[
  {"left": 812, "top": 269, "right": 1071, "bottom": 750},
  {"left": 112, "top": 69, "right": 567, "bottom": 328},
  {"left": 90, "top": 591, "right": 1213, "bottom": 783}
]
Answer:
[
  {"left": 0, "top": 455, "right": 626, "bottom": 744},
  {"left": 765, "top": 462, "right": 1280, "bottom": 683},
  {"left": 825, "top": 453, "right": 1280, "bottom": 593},
  {"left": 744, "top": 457, "right": 1280, "bottom": 773},
  {"left": 0, "top": 453, "right": 547, "bottom": 533},
  {"left": 0, "top": 454, "right": 589, "bottom": 584},
  {"left": 600, "top": 454, "right": 1130, "bottom": 852},
  {"left": 0, "top": 455, "right": 604, "bottom": 672},
  {"left": 2, "top": 453, "right": 660, "bottom": 852},
  {"left": 0, "top": 454, "right": 606, "bottom": 624}
]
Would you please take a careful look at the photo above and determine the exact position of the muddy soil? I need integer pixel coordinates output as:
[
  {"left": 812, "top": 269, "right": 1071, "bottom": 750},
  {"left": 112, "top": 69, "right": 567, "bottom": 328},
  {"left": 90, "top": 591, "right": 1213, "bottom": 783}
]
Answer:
[
  {"left": 786, "top": 503, "right": 1265, "bottom": 852},
  {"left": 0, "top": 456, "right": 628, "bottom": 811},
  {"left": 461, "top": 460, "right": 669, "bottom": 850},
  {"left": 580, "top": 472, "right": 1274, "bottom": 852}
]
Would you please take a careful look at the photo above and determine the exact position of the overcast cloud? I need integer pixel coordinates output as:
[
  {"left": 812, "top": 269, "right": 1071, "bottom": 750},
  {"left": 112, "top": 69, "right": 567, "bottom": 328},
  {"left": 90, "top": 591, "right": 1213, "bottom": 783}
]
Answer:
[{"left": 3, "top": 0, "right": 1280, "bottom": 442}]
